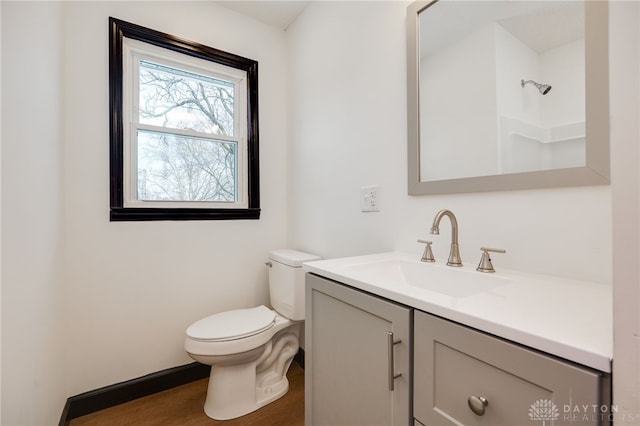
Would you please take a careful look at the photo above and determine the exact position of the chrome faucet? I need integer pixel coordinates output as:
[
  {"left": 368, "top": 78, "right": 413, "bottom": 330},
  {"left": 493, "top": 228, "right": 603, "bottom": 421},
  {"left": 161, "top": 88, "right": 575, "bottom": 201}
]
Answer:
[{"left": 430, "top": 209, "right": 462, "bottom": 267}]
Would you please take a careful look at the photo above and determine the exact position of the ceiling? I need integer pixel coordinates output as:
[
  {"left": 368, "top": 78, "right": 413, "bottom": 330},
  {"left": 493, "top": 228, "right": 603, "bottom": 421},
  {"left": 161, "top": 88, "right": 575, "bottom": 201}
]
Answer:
[
  {"left": 216, "top": 1, "right": 309, "bottom": 30},
  {"left": 420, "top": 1, "right": 584, "bottom": 58}
]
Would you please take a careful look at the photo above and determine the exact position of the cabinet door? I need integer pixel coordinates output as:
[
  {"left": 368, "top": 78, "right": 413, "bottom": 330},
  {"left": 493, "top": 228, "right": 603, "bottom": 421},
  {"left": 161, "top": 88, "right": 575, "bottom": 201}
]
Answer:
[
  {"left": 306, "top": 273, "right": 412, "bottom": 426},
  {"left": 414, "top": 311, "right": 611, "bottom": 426}
]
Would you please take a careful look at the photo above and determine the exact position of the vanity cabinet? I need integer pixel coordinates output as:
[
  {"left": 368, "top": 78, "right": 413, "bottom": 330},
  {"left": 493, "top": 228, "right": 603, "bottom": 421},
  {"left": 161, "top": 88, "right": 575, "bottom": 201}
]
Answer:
[
  {"left": 414, "top": 311, "right": 611, "bottom": 426},
  {"left": 305, "top": 273, "right": 412, "bottom": 426}
]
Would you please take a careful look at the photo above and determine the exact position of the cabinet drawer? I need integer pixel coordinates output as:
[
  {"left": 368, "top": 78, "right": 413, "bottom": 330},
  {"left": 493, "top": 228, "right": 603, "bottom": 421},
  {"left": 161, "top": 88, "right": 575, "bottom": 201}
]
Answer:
[{"left": 414, "top": 311, "right": 610, "bottom": 426}]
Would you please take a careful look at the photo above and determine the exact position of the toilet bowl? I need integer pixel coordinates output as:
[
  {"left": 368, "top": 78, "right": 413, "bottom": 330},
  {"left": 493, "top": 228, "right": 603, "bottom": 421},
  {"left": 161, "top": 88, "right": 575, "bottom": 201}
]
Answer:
[{"left": 184, "top": 249, "right": 319, "bottom": 420}]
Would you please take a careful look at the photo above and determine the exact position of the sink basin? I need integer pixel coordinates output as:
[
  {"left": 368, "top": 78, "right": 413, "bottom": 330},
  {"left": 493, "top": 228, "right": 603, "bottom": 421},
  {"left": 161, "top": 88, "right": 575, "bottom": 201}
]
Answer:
[{"left": 344, "top": 258, "right": 510, "bottom": 297}]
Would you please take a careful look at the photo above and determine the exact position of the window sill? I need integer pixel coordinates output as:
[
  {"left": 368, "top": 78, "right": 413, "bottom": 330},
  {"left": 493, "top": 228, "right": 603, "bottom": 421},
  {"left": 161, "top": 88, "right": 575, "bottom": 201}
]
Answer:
[{"left": 110, "top": 207, "right": 261, "bottom": 221}]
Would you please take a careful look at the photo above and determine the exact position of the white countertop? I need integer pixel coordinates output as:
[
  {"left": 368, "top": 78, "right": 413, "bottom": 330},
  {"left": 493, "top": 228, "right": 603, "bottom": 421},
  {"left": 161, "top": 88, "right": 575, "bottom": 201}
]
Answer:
[{"left": 303, "top": 251, "right": 612, "bottom": 373}]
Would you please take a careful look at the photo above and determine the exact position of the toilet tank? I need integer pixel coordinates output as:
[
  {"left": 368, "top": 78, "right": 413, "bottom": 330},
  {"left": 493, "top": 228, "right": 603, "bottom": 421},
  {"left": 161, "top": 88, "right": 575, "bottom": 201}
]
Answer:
[{"left": 268, "top": 249, "right": 320, "bottom": 320}]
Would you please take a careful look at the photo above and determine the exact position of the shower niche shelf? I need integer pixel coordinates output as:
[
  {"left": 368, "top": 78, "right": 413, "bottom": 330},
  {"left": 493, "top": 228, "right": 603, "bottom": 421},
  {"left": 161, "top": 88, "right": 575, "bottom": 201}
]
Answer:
[{"left": 502, "top": 117, "right": 586, "bottom": 144}]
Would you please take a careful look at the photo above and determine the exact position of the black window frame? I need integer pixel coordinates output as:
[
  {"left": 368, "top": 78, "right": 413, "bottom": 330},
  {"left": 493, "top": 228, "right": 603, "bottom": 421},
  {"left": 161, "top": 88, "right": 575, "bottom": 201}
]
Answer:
[{"left": 109, "top": 17, "right": 260, "bottom": 221}]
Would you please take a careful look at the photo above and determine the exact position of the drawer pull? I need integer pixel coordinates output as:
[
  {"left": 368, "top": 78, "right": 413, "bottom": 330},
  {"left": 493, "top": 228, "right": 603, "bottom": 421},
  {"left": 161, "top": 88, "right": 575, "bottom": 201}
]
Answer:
[
  {"left": 387, "top": 331, "right": 402, "bottom": 391},
  {"left": 468, "top": 395, "right": 488, "bottom": 416}
]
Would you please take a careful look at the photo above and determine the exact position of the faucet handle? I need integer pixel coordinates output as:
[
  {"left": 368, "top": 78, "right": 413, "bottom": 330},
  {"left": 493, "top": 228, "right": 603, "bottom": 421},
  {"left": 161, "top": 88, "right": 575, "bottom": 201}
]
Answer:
[
  {"left": 417, "top": 239, "right": 435, "bottom": 262},
  {"left": 476, "top": 247, "right": 506, "bottom": 273}
]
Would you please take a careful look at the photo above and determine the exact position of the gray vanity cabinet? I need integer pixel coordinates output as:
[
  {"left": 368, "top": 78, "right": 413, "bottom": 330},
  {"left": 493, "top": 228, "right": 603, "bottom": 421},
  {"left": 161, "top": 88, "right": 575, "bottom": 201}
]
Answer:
[
  {"left": 305, "top": 273, "right": 412, "bottom": 426},
  {"left": 414, "top": 311, "right": 611, "bottom": 426}
]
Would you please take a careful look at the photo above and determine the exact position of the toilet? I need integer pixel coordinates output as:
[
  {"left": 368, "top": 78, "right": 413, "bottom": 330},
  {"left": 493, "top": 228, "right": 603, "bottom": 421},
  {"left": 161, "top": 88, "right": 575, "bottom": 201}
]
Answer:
[{"left": 184, "top": 249, "right": 320, "bottom": 420}]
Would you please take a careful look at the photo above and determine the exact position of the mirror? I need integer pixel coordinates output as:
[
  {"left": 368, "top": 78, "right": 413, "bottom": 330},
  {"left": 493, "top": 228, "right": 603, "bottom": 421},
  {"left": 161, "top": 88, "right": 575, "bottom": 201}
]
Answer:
[{"left": 407, "top": 0, "right": 610, "bottom": 195}]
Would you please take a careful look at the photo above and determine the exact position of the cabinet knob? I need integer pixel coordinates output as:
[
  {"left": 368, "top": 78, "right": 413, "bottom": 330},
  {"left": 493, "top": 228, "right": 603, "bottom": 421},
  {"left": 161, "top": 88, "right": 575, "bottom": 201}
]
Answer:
[{"left": 468, "top": 395, "right": 488, "bottom": 416}]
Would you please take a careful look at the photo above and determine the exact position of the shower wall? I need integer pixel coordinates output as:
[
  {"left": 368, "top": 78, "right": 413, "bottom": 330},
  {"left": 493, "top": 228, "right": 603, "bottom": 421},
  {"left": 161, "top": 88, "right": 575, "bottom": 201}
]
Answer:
[
  {"left": 497, "top": 26, "right": 585, "bottom": 173},
  {"left": 420, "top": 21, "right": 585, "bottom": 178}
]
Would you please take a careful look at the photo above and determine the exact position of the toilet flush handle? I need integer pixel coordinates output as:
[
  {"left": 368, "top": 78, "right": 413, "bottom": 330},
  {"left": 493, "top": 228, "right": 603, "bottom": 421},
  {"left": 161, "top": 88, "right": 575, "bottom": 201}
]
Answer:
[{"left": 265, "top": 262, "right": 273, "bottom": 267}]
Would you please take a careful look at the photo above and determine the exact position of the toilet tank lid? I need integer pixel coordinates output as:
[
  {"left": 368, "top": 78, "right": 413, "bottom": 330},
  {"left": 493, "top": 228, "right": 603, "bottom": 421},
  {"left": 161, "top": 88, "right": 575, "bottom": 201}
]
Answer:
[
  {"left": 186, "top": 305, "right": 276, "bottom": 341},
  {"left": 269, "top": 249, "right": 320, "bottom": 267}
]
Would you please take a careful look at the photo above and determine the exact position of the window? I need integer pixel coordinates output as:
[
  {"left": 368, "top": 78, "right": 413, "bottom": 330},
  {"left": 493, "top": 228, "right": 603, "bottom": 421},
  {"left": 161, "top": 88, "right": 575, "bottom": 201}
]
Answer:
[{"left": 109, "top": 18, "right": 260, "bottom": 221}]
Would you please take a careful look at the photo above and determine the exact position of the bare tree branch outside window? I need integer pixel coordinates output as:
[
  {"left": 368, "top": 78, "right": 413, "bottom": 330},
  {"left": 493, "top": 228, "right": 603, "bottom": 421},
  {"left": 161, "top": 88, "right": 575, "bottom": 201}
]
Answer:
[{"left": 137, "top": 61, "right": 237, "bottom": 202}]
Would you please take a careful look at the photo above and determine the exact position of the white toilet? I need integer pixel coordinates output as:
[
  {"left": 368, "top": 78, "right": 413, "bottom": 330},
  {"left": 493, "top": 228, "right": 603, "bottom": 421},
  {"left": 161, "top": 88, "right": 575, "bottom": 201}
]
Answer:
[{"left": 184, "top": 249, "right": 320, "bottom": 420}]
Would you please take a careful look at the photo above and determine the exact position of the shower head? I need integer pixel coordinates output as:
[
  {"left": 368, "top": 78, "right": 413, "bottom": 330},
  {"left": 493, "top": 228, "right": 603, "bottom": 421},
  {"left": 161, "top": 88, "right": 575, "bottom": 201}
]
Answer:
[{"left": 521, "top": 79, "right": 552, "bottom": 95}]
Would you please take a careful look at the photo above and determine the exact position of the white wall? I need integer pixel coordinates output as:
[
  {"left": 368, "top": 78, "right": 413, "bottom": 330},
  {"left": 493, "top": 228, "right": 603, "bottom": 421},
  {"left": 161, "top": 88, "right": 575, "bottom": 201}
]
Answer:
[
  {"left": 610, "top": 1, "right": 640, "bottom": 422},
  {"left": 420, "top": 24, "right": 498, "bottom": 180},
  {"left": 540, "top": 39, "right": 585, "bottom": 127},
  {"left": 58, "top": 1, "right": 289, "bottom": 396},
  {"left": 287, "top": 1, "right": 410, "bottom": 261},
  {"left": 2, "top": 1, "right": 290, "bottom": 421},
  {"left": 288, "top": 0, "right": 611, "bottom": 285},
  {"left": 495, "top": 23, "right": 541, "bottom": 125},
  {"left": 1, "top": 2, "right": 66, "bottom": 424},
  {"left": 1, "top": 4, "right": 3, "bottom": 421}
]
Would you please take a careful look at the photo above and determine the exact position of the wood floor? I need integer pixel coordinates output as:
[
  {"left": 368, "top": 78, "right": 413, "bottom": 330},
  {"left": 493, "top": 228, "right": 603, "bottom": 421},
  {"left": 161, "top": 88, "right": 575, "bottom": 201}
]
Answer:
[{"left": 70, "top": 362, "right": 305, "bottom": 426}]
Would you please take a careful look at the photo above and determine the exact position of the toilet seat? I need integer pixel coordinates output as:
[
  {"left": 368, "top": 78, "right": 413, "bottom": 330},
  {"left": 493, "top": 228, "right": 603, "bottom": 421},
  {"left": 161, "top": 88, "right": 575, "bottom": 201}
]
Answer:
[{"left": 186, "top": 305, "right": 276, "bottom": 342}]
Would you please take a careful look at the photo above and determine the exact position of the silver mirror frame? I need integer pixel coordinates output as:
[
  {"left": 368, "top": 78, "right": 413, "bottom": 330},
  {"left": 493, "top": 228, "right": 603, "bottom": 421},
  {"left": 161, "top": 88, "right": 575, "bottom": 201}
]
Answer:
[{"left": 407, "top": 0, "right": 610, "bottom": 195}]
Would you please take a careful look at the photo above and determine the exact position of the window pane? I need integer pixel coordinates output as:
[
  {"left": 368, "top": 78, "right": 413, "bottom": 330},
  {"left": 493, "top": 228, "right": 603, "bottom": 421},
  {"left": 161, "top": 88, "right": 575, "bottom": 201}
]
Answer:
[
  {"left": 138, "top": 60, "right": 235, "bottom": 136},
  {"left": 137, "top": 130, "right": 237, "bottom": 202}
]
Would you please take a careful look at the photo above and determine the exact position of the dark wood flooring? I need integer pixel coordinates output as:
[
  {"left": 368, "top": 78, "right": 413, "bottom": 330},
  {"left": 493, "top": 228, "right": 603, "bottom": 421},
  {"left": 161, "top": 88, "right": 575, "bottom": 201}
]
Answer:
[{"left": 70, "top": 362, "right": 304, "bottom": 426}]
